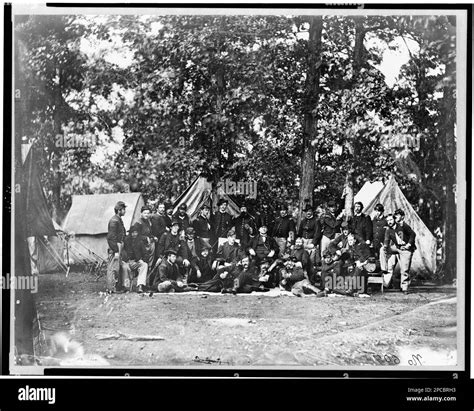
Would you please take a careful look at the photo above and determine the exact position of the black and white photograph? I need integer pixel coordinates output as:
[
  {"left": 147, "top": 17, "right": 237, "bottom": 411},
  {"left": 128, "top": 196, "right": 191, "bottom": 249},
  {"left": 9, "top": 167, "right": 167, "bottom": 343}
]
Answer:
[{"left": 9, "top": 4, "right": 467, "bottom": 375}]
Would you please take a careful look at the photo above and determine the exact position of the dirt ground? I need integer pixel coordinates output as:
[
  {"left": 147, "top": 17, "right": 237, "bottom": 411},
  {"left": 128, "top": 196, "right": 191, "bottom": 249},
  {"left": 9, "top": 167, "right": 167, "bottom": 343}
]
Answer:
[{"left": 35, "top": 270, "right": 458, "bottom": 368}]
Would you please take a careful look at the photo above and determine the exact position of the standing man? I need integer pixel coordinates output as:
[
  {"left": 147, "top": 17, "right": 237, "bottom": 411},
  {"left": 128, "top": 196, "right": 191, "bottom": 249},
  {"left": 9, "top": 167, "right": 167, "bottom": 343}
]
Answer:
[
  {"left": 380, "top": 210, "right": 416, "bottom": 293},
  {"left": 164, "top": 203, "right": 174, "bottom": 230},
  {"left": 297, "top": 205, "right": 321, "bottom": 267},
  {"left": 151, "top": 202, "right": 169, "bottom": 243},
  {"left": 192, "top": 204, "right": 213, "bottom": 249},
  {"left": 232, "top": 203, "right": 256, "bottom": 249},
  {"left": 255, "top": 202, "right": 275, "bottom": 234},
  {"left": 350, "top": 201, "right": 373, "bottom": 246},
  {"left": 372, "top": 203, "right": 388, "bottom": 258},
  {"left": 136, "top": 206, "right": 157, "bottom": 270},
  {"left": 318, "top": 200, "right": 342, "bottom": 256},
  {"left": 173, "top": 203, "right": 191, "bottom": 235},
  {"left": 212, "top": 199, "right": 234, "bottom": 249},
  {"left": 123, "top": 223, "right": 148, "bottom": 293},
  {"left": 272, "top": 204, "right": 296, "bottom": 256},
  {"left": 106, "top": 201, "right": 130, "bottom": 293}
]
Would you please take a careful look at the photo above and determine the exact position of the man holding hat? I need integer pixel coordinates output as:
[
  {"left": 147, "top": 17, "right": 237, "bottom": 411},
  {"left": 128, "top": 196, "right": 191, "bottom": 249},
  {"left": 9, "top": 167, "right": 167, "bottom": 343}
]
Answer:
[
  {"left": 153, "top": 249, "right": 187, "bottom": 293},
  {"left": 211, "top": 198, "right": 234, "bottom": 248},
  {"left": 192, "top": 204, "right": 213, "bottom": 249},
  {"left": 272, "top": 204, "right": 296, "bottom": 256},
  {"left": 123, "top": 223, "right": 148, "bottom": 293},
  {"left": 106, "top": 201, "right": 130, "bottom": 293}
]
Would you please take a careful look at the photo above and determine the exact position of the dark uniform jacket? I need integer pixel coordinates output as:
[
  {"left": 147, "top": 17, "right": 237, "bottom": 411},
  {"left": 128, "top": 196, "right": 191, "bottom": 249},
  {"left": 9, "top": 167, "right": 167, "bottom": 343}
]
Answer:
[
  {"left": 384, "top": 222, "right": 416, "bottom": 252},
  {"left": 211, "top": 211, "right": 234, "bottom": 239},
  {"left": 280, "top": 267, "right": 305, "bottom": 290},
  {"left": 372, "top": 216, "right": 388, "bottom": 248},
  {"left": 137, "top": 217, "right": 154, "bottom": 243},
  {"left": 297, "top": 216, "right": 321, "bottom": 242},
  {"left": 123, "top": 235, "right": 147, "bottom": 262},
  {"left": 318, "top": 212, "right": 341, "bottom": 241},
  {"left": 321, "top": 260, "right": 341, "bottom": 290},
  {"left": 345, "top": 242, "right": 372, "bottom": 264},
  {"left": 350, "top": 213, "right": 373, "bottom": 243},
  {"left": 255, "top": 210, "right": 275, "bottom": 232},
  {"left": 289, "top": 247, "right": 311, "bottom": 272},
  {"left": 194, "top": 256, "right": 214, "bottom": 283},
  {"left": 178, "top": 238, "right": 200, "bottom": 268},
  {"left": 232, "top": 213, "right": 256, "bottom": 248},
  {"left": 232, "top": 264, "right": 261, "bottom": 293},
  {"left": 151, "top": 213, "right": 169, "bottom": 239},
  {"left": 107, "top": 214, "right": 126, "bottom": 253},
  {"left": 192, "top": 215, "right": 213, "bottom": 238},
  {"left": 248, "top": 235, "right": 279, "bottom": 259},
  {"left": 172, "top": 212, "right": 191, "bottom": 232},
  {"left": 328, "top": 234, "right": 350, "bottom": 255},
  {"left": 154, "top": 259, "right": 183, "bottom": 288},
  {"left": 272, "top": 216, "right": 296, "bottom": 238},
  {"left": 157, "top": 232, "right": 181, "bottom": 257},
  {"left": 216, "top": 241, "right": 244, "bottom": 263}
]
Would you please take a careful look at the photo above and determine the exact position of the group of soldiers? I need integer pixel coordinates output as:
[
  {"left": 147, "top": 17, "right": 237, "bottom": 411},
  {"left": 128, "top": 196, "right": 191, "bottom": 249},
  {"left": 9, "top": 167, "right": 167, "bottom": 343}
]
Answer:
[{"left": 106, "top": 197, "right": 416, "bottom": 296}]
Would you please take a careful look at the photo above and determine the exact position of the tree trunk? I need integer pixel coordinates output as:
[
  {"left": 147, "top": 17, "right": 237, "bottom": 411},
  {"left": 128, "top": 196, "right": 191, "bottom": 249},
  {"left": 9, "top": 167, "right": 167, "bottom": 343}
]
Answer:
[
  {"left": 342, "top": 17, "right": 366, "bottom": 219},
  {"left": 442, "top": 68, "right": 456, "bottom": 282},
  {"left": 297, "top": 16, "right": 323, "bottom": 227}
]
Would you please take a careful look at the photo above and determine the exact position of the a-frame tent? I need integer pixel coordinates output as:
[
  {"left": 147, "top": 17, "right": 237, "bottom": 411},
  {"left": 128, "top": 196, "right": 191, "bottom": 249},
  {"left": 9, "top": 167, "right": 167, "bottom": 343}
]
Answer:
[
  {"left": 62, "top": 193, "right": 145, "bottom": 264},
  {"left": 357, "top": 176, "right": 437, "bottom": 276},
  {"left": 173, "top": 175, "right": 240, "bottom": 220},
  {"left": 23, "top": 145, "right": 69, "bottom": 275}
]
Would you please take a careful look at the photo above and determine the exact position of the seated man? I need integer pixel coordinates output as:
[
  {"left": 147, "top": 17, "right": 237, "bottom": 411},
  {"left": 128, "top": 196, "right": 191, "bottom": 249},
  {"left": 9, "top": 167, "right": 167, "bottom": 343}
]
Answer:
[
  {"left": 153, "top": 249, "right": 195, "bottom": 293},
  {"left": 257, "top": 257, "right": 281, "bottom": 289},
  {"left": 279, "top": 257, "right": 323, "bottom": 297},
  {"left": 248, "top": 224, "right": 279, "bottom": 264},
  {"left": 188, "top": 245, "right": 214, "bottom": 284},
  {"left": 196, "top": 261, "right": 236, "bottom": 293},
  {"left": 320, "top": 251, "right": 343, "bottom": 293},
  {"left": 327, "top": 221, "right": 351, "bottom": 260},
  {"left": 178, "top": 227, "right": 201, "bottom": 281},
  {"left": 339, "top": 234, "right": 371, "bottom": 295},
  {"left": 289, "top": 237, "right": 312, "bottom": 281},
  {"left": 227, "top": 256, "right": 271, "bottom": 294},
  {"left": 214, "top": 228, "right": 244, "bottom": 268},
  {"left": 123, "top": 223, "right": 148, "bottom": 293}
]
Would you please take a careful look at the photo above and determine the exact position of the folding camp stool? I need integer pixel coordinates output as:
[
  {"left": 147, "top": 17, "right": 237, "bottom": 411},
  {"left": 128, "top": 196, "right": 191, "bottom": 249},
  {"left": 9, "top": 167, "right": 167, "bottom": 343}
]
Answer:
[{"left": 368, "top": 275, "right": 384, "bottom": 293}]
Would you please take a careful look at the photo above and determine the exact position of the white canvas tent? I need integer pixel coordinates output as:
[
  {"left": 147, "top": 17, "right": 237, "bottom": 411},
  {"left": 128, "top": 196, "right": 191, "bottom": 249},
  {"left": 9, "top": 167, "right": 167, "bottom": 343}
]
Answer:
[
  {"left": 62, "top": 193, "right": 145, "bottom": 264},
  {"left": 354, "top": 181, "right": 384, "bottom": 208},
  {"left": 35, "top": 221, "right": 69, "bottom": 274},
  {"left": 355, "top": 176, "right": 437, "bottom": 276},
  {"left": 173, "top": 175, "right": 240, "bottom": 219}
]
